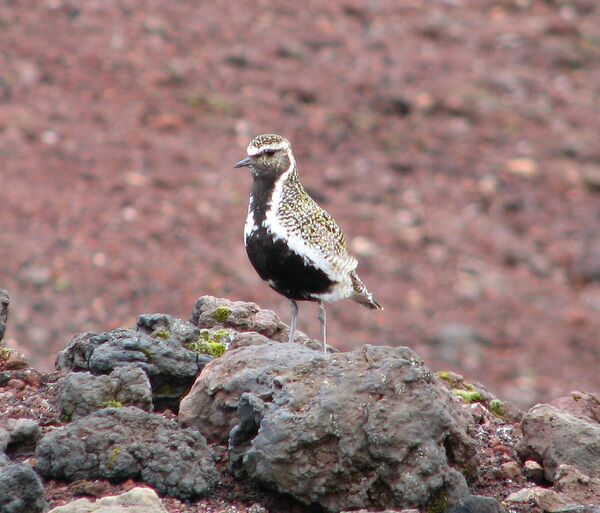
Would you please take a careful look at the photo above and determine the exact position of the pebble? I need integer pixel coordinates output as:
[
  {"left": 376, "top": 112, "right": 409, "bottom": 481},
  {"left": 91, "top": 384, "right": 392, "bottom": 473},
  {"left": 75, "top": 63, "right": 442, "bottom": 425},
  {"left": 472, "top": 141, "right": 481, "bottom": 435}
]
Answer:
[
  {"left": 3, "top": 350, "right": 30, "bottom": 370},
  {"left": 500, "top": 461, "right": 521, "bottom": 480},
  {"left": 506, "top": 486, "right": 566, "bottom": 511},
  {"left": 506, "top": 158, "right": 539, "bottom": 178},
  {"left": 524, "top": 459, "right": 545, "bottom": 483},
  {"left": 7, "top": 379, "right": 26, "bottom": 390}
]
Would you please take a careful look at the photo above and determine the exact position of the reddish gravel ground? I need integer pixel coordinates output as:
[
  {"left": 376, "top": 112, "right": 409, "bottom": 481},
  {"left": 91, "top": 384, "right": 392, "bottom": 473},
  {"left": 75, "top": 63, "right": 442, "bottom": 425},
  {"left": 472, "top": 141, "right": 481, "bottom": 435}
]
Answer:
[{"left": 1, "top": 0, "right": 599, "bottom": 407}]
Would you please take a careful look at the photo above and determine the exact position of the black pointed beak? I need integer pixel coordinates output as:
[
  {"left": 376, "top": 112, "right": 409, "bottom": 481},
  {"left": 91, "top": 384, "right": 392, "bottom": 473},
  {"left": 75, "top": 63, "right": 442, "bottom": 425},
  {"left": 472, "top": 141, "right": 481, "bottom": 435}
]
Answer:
[{"left": 234, "top": 156, "right": 253, "bottom": 168}]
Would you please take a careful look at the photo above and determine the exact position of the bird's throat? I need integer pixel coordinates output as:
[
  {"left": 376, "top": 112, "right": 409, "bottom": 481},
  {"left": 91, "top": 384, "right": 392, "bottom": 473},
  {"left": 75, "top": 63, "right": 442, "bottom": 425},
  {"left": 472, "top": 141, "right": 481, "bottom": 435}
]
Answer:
[{"left": 249, "top": 164, "right": 296, "bottom": 226}]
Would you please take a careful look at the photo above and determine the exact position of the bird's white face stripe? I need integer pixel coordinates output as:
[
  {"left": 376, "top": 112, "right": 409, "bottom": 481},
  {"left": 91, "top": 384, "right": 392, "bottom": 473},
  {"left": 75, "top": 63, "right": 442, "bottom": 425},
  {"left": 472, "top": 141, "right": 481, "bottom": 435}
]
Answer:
[{"left": 247, "top": 142, "right": 289, "bottom": 156}]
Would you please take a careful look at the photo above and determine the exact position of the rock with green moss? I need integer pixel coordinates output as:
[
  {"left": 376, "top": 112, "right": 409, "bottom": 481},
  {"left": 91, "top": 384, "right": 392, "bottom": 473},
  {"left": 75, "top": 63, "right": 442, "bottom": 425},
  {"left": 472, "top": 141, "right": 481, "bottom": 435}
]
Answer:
[
  {"left": 136, "top": 313, "right": 201, "bottom": 345},
  {"left": 437, "top": 370, "right": 463, "bottom": 387},
  {"left": 36, "top": 407, "right": 219, "bottom": 500},
  {"left": 56, "top": 322, "right": 210, "bottom": 411},
  {"left": 438, "top": 371, "right": 521, "bottom": 423},
  {"left": 213, "top": 306, "right": 232, "bottom": 324},
  {"left": 191, "top": 295, "right": 312, "bottom": 345},
  {"left": 58, "top": 365, "right": 152, "bottom": 421}
]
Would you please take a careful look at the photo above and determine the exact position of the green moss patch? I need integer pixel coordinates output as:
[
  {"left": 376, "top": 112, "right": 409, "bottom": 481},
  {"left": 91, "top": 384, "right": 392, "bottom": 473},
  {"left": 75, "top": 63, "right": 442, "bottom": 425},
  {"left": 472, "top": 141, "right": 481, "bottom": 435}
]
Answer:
[
  {"left": 213, "top": 306, "right": 232, "bottom": 324},
  {"left": 137, "top": 347, "right": 154, "bottom": 361},
  {"left": 108, "top": 447, "right": 122, "bottom": 469},
  {"left": 452, "top": 389, "right": 484, "bottom": 403},
  {"left": 102, "top": 400, "right": 123, "bottom": 408},
  {"left": 184, "top": 328, "right": 233, "bottom": 358},
  {"left": 489, "top": 399, "right": 506, "bottom": 419}
]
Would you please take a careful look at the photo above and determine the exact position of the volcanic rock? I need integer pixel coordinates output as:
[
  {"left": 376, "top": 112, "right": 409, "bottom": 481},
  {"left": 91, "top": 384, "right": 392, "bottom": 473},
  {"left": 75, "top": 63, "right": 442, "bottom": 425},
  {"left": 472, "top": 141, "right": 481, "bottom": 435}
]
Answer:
[
  {"left": 58, "top": 365, "right": 153, "bottom": 420},
  {"left": 190, "top": 296, "right": 321, "bottom": 350},
  {"left": 0, "top": 456, "right": 46, "bottom": 513},
  {"left": 517, "top": 403, "right": 600, "bottom": 482},
  {"left": 35, "top": 407, "right": 219, "bottom": 499},
  {"left": 47, "top": 487, "right": 167, "bottom": 513},
  {"left": 179, "top": 341, "right": 322, "bottom": 443},
  {"left": 55, "top": 315, "right": 212, "bottom": 410},
  {"left": 182, "top": 341, "right": 478, "bottom": 511}
]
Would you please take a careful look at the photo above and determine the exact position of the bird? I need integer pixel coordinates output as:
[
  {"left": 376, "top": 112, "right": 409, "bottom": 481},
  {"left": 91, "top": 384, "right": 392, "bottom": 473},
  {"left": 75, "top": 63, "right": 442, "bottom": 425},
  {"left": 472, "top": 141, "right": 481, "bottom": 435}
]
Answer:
[{"left": 234, "top": 134, "right": 382, "bottom": 354}]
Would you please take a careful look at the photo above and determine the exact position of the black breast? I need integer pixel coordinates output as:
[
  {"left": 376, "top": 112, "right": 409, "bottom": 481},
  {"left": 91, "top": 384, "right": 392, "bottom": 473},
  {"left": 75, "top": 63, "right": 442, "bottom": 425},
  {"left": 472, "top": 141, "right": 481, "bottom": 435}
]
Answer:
[{"left": 245, "top": 226, "right": 335, "bottom": 301}]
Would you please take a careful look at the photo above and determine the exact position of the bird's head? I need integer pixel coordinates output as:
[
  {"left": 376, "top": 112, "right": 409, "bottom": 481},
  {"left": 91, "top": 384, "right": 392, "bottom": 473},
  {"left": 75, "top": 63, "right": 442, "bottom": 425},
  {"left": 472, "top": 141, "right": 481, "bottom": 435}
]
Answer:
[{"left": 234, "top": 134, "right": 294, "bottom": 181}]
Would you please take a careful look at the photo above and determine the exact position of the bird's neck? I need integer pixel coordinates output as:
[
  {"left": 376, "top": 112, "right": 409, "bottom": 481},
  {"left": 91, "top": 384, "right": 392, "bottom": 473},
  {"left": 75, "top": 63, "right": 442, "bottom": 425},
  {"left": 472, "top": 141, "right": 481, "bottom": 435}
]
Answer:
[{"left": 249, "top": 164, "right": 302, "bottom": 225}]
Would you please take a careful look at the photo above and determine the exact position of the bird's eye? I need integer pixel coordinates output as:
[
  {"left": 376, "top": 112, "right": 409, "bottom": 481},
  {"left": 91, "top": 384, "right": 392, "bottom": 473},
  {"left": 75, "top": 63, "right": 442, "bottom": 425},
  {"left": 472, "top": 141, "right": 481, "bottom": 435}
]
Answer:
[{"left": 264, "top": 149, "right": 276, "bottom": 157}]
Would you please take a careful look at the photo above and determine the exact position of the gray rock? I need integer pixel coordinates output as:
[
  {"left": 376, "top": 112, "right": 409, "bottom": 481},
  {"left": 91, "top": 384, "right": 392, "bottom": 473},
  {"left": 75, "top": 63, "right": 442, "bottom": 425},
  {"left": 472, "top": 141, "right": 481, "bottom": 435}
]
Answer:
[
  {"left": 58, "top": 365, "right": 153, "bottom": 420},
  {"left": 184, "top": 342, "right": 478, "bottom": 511},
  {"left": 191, "top": 295, "right": 320, "bottom": 349},
  {"left": 136, "top": 313, "right": 202, "bottom": 345},
  {"left": 0, "top": 460, "right": 46, "bottom": 513},
  {"left": 507, "top": 464, "right": 600, "bottom": 512},
  {"left": 47, "top": 486, "right": 167, "bottom": 513},
  {"left": 36, "top": 406, "right": 219, "bottom": 499},
  {"left": 554, "top": 464, "right": 600, "bottom": 510},
  {"left": 0, "top": 431, "right": 7, "bottom": 453},
  {"left": 179, "top": 341, "right": 324, "bottom": 443},
  {"left": 517, "top": 403, "right": 600, "bottom": 482},
  {"left": 56, "top": 318, "right": 211, "bottom": 410},
  {"left": 0, "top": 418, "right": 40, "bottom": 457},
  {"left": 0, "top": 290, "right": 8, "bottom": 343},
  {"left": 550, "top": 391, "right": 600, "bottom": 424},
  {"left": 446, "top": 495, "right": 506, "bottom": 513},
  {"left": 505, "top": 486, "right": 567, "bottom": 511},
  {"left": 523, "top": 459, "right": 545, "bottom": 483}
]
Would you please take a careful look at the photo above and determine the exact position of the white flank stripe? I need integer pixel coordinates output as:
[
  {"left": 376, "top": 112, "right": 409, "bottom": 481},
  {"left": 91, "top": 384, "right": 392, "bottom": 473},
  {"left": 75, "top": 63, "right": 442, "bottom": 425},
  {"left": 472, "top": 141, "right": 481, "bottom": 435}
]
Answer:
[
  {"left": 244, "top": 200, "right": 257, "bottom": 242},
  {"left": 260, "top": 151, "right": 348, "bottom": 283}
]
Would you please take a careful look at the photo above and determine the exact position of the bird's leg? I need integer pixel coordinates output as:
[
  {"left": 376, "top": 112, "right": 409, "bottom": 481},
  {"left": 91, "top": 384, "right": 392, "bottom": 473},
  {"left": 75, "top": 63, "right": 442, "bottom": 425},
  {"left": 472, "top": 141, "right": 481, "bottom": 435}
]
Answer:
[
  {"left": 318, "top": 301, "right": 327, "bottom": 355},
  {"left": 288, "top": 300, "right": 298, "bottom": 344}
]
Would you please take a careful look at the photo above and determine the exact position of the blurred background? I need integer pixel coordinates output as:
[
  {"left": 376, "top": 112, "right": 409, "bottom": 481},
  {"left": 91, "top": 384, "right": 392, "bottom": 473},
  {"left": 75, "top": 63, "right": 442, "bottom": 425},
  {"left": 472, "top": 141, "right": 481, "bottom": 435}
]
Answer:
[{"left": 1, "top": 0, "right": 599, "bottom": 407}]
